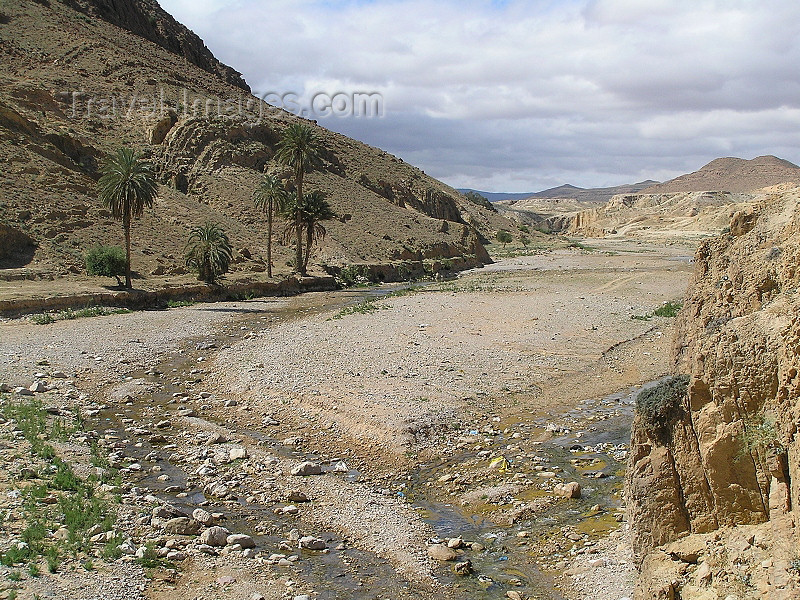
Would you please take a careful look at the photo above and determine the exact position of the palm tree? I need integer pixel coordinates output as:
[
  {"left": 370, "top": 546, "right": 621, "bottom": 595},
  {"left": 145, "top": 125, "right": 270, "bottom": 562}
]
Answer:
[
  {"left": 299, "top": 191, "right": 335, "bottom": 272},
  {"left": 252, "top": 173, "right": 289, "bottom": 278},
  {"left": 184, "top": 223, "right": 233, "bottom": 284},
  {"left": 273, "top": 123, "right": 323, "bottom": 276},
  {"left": 97, "top": 147, "right": 157, "bottom": 288}
]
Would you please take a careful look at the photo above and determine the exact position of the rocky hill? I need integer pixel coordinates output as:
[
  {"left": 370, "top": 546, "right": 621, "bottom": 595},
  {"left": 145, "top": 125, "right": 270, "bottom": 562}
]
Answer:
[
  {"left": 642, "top": 155, "right": 800, "bottom": 194},
  {"left": 626, "top": 186, "right": 800, "bottom": 599},
  {"left": 0, "top": 0, "right": 507, "bottom": 283}
]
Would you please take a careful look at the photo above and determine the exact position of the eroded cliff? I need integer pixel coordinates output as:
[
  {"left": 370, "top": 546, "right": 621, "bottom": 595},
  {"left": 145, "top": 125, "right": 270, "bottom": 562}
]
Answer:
[{"left": 627, "top": 187, "right": 800, "bottom": 599}]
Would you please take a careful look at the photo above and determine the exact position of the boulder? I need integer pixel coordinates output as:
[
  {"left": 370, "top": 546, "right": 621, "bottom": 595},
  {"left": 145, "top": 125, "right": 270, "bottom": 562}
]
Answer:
[
  {"left": 227, "top": 533, "right": 255, "bottom": 549},
  {"left": 199, "top": 526, "right": 230, "bottom": 547},
  {"left": 163, "top": 517, "right": 200, "bottom": 536},
  {"left": 427, "top": 544, "right": 458, "bottom": 561}
]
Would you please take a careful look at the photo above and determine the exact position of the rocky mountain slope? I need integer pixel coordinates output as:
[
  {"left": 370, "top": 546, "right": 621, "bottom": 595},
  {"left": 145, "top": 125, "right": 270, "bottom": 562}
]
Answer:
[
  {"left": 626, "top": 186, "right": 800, "bottom": 599},
  {"left": 0, "top": 0, "right": 506, "bottom": 281}
]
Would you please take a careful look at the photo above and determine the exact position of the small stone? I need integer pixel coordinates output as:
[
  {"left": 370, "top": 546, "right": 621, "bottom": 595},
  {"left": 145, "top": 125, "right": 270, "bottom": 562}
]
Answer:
[
  {"left": 506, "top": 591, "right": 524, "bottom": 600},
  {"left": 447, "top": 537, "right": 464, "bottom": 549},
  {"left": 216, "top": 576, "right": 236, "bottom": 585},
  {"left": 291, "top": 461, "right": 323, "bottom": 476},
  {"left": 226, "top": 534, "right": 255, "bottom": 549},
  {"left": 287, "top": 490, "right": 309, "bottom": 503},
  {"left": 229, "top": 447, "right": 248, "bottom": 461},
  {"left": 294, "top": 595, "right": 311, "bottom": 600},
  {"left": 29, "top": 381, "right": 48, "bottom": 393},
  {"left": 177, "top": 409, "right": 196, "bottom": 417},
  {"left": 282, "top": 505, "right": 300, "bottom": 515},
  {"left": 588, "top": 558, "right": 606, "bottom": 568},
  {"left": 156, "top": 420, "right": 172, "bottom": 429},
  {"left": 206, "top": 432, "right": 227, "bottom": 444},
  {"left": 427, "top": 544, "right": 458, "bottom": 561}
]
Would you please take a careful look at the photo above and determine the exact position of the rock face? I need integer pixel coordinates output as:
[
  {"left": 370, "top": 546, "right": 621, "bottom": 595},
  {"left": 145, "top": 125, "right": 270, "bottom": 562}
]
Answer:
[
  {"left": 627, "top": 187, "right": 800, "bottom": 599},
  {"left": 80, "top": 0, "right": 250, "bottom": 91}
]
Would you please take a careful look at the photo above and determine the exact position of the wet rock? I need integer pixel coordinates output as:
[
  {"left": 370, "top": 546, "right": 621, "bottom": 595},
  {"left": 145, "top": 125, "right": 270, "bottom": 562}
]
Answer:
[
  {"left": 200, "top": 526, "right": 231, "bottom": 547},
  {"left": 227, "top": 533, "right": 255, "bottom": 549},
  {"left": 427, "top": 544, "right": 458, "bottom": 561},
  {"left": 447, "top": 537, "right": 464, "bottom": 549},
  {"left": 291, "top": 461, "right": 323, "bottom": 476},
  {"left": 287, "top": 490, "right": 309, "bottom": 503},
  {"left": 555, "top": 482, "right": 582, "bottom": 499},
  {"left": 454, "top": 559, "right": 473, "bottom": 575},
  {"left": 299, "top": 536, "right": 327, "bottom": 550},
  {"left": 164, "top": 517, "right": 200, "bottom": 536}
]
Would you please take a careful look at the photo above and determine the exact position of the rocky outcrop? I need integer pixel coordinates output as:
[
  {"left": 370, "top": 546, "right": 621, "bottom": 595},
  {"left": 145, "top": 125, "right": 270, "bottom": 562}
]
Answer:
[{"left": 627, "top": 187, "right": 800, "bottom": 599}]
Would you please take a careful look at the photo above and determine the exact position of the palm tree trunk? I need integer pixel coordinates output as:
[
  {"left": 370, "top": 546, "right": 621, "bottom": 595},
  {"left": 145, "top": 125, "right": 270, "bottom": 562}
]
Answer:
[
  {"left": 266, "top": 198, "right": 273, "bottom": 278},
  {"left": 303, "top": 224, "right": 312, "bottom": 272},
  {"left": 123, "top": 215, "right": 132, "bottom": 289},
  {"left": 295, "top": 171, "right": 305, "bottom": 276}
]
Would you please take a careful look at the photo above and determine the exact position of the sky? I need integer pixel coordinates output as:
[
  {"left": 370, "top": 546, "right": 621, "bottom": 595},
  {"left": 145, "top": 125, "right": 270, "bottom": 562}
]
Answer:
[{"left": 159, "top": 0, "right": 800, "bottom": 193}]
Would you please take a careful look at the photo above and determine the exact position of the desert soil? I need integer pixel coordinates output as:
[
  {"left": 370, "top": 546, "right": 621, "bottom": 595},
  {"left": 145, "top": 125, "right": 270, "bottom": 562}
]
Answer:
[{"left": 0, "top": 238, "right": 694, "bottom": 600}]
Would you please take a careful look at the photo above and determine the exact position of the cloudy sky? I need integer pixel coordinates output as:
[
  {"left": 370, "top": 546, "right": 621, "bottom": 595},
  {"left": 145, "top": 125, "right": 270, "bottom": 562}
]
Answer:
[{"left": 160, "top": 0, "right": 800, "bottom": 193}]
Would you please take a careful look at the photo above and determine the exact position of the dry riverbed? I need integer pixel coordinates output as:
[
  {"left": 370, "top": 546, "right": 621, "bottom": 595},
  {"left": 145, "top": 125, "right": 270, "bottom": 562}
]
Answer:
[{"left": 0, "top": 240, "right": 694, "bottom": 600}]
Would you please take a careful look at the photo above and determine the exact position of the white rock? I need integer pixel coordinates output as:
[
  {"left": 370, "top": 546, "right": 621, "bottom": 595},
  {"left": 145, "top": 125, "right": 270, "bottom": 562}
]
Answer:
[
  {"left": 229, "top": 447, "right": 248, "bottom": 461},
  {"left": 199, "top": 526, "right": 230, "bottom": 547},
  {"left": 227, "top": 534, "right": 255, "bottom": 549},
  {"left": 298, "top": 536, "right": 326, "bottom": 550},
  {"left": 291, "top": 461, "right": 322, "bottom": 476}
]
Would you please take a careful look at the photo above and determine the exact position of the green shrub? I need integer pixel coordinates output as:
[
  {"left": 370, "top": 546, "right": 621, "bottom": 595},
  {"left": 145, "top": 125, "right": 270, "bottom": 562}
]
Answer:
[
  {"left": 85, "top": 246, "right": 126, "bottom": 285},
  {"left": 654, "top": 301, "right": 683, "bottom": 318},
  {"left": 496, "top": 230, "right": 512, "bottom": 246},
  {"left": 636, "top": 375, "right": 690, "bottom": 442},
  {"left": 336, "top": 264, "right": 372, "bottom": 287}
]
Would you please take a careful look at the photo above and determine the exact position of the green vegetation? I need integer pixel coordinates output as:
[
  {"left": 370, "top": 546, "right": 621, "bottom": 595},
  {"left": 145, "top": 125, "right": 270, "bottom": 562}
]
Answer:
[
  {"left": 185, "top": 223, "right": 233, "bottom": 284},
  {"left": 495, "top": 230, "right": 513, "bottom": 247},
  {"left": 84, "top": 245, "right": 126, "bottom": 286},
  {"left": 0, "top": 397, "right": 119, "bottom": 569},
  {"left": 517, "top": 224, "right": 530, "bottom": 233},
  {"left": 568, "top": 240, "right": 595, "bottom": 252},
  {"left": 632, "top": 301, "right": 684, "bottom": 321},
  {"left": 737, "top": 413, "right": 783, "bottom": 460},
  {"left": 336, "top": 264, "right": 373, "bottom": 287},
  {"left": 653, "top": 301, "right": 683, "bottom": 318},
  {"left": 30, "top": 306, "right": 131, "bottom": 326},
  {"left": 635, "top": 375, "right": 690, "bottom": 442},
  {"left": 253, "top": 173, "right": 289, "bottom": 278},
  {"left": 274, "top": 123, "right": 324, "bottom": 276},
  {"left": 329, "top": 298, "right": 389, "bottom": 320},
  {"left": 97, "top": 147, "right": 157, "bottom": 288},
  {"left": 166, "top": 299, "right": 196, "bottom": 308}
]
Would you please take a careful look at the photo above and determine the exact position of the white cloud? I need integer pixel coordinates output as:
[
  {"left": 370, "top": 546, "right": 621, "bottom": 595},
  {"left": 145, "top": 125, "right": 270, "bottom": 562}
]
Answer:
[{"left": 159, "top": 0, "right": 800, "bottom": 191}]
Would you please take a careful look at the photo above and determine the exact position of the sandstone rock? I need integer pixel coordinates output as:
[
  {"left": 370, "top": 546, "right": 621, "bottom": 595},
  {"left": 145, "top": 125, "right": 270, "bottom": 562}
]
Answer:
[
  {"left": 226, "top": 533, "right": 255, "bottom": 549},
  {"left": 200, "top": 526, "right": 230, "bottom": 547},
  {"left": 291, "top": 461, "right": 322, "bottom": 476},
  {"left": 427, "top": 544, "right": 458, "bottom": 561}
]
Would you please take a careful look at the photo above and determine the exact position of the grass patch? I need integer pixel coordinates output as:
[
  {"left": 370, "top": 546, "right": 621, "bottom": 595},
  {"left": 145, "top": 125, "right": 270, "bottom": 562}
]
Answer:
[
  {"left": 0, "top": 396, "right": 118, "bottom": 568},
  {"left": 329, "top": 298, "right": 389, "bottom": 320},
  {"left": 30, "top": 306, "right": 131, "bottom": 325},
  {"left": 166, "top": 299, "right": 196, "bottom": 308},
  {"left": 632, "top": 301, "right": 683, "bottom": 321}
]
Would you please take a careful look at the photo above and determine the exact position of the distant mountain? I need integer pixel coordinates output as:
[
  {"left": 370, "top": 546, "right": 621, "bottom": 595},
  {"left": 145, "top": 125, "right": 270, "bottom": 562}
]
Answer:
[
  {"left": 642, "top": 156, "right": 800, "bottom": 194},
  {"left": 457, "top": 189, "right": 536, "bottom": 202},
  {"left": 459, "top": 180, "right": 658, "bottom": 205}
]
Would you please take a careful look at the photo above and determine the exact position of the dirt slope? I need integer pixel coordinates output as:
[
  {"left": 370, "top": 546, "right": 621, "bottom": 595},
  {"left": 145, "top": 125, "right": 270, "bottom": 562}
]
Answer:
[{"left": 0, "top": 0, "right": 508, "bottom": 282}]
